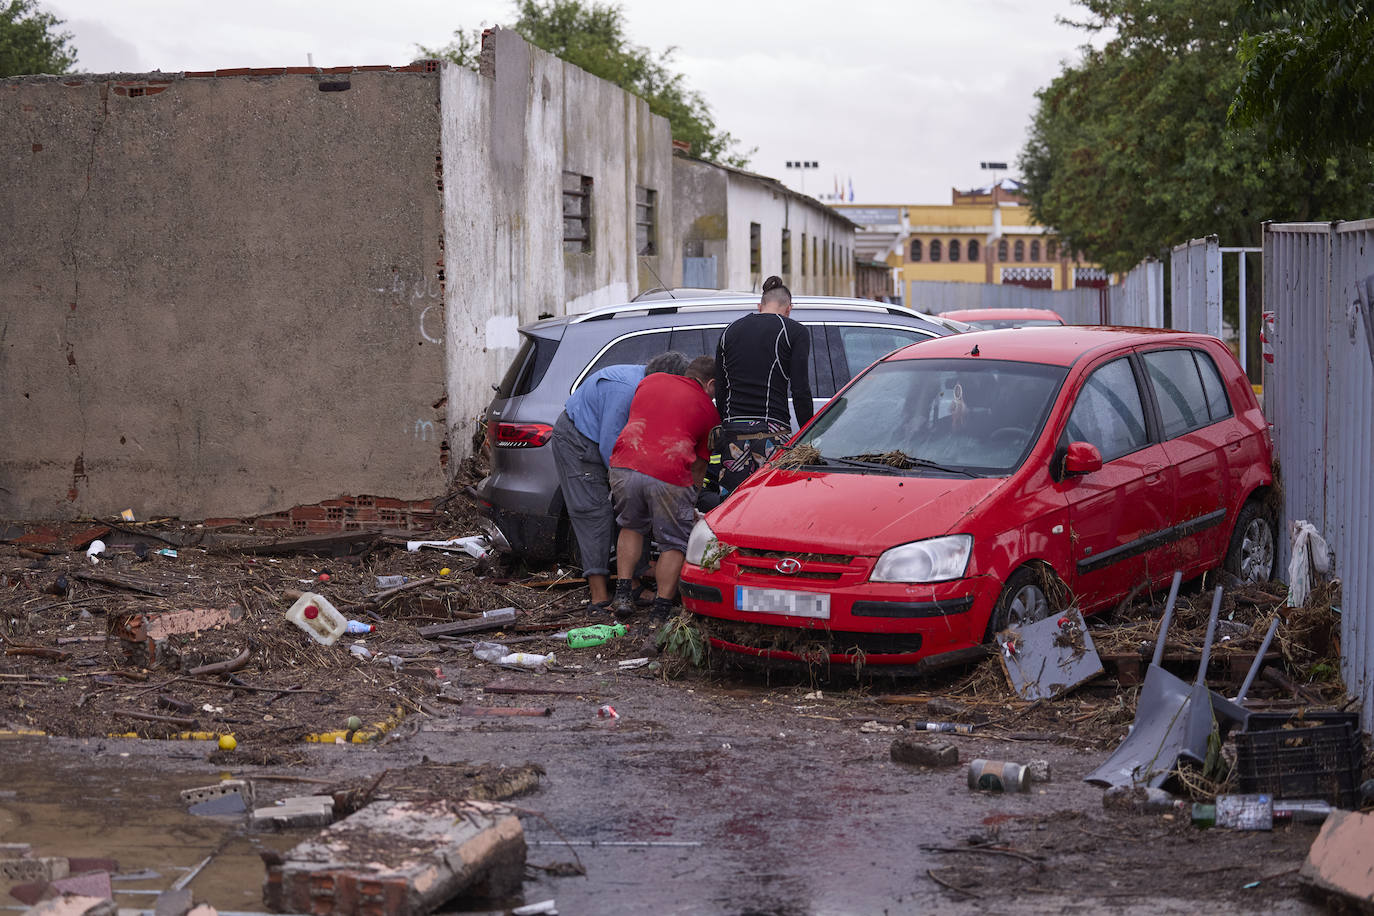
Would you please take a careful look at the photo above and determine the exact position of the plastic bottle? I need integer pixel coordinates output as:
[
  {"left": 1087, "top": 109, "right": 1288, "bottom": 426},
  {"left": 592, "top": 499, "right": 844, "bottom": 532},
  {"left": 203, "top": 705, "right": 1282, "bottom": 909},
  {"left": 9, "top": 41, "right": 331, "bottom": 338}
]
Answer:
[
  {"left": 454, "top": 535, "right": 491, "bottom": 559},
  {"left": 1273, "top": 800, "right": 1334, "bottom": 824},
  {"left": 472, "top": 641, "right": 510, "bottom": 663},
  {"left": 345, "top": 620, "right": 374, "bottom": 635},
  {"left": 566, "top": 623, "right": 627, "bottom": 648},
  {"left": 1197, "top": 794, "right": 1274, "bottom": 830},
  {"left": 967, "top": 759, "right": 1030, "bottom": 793},
  {"left": 498, "top": 651, "right": 555, "bottom": 668},
  {"left": 285, "top": 592, "right": 348, "bottom": 646}
]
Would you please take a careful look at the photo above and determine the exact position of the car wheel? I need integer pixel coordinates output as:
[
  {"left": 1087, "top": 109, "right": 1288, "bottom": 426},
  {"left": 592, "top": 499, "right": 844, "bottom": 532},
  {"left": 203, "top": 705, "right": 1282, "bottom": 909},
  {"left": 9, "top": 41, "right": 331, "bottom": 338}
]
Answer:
[
  {"left": 1225, "top": 499, "right": 1276, "bottom": 584},
  {"left": 986, "top": 566, "right": 1059, "bottom": 638}
]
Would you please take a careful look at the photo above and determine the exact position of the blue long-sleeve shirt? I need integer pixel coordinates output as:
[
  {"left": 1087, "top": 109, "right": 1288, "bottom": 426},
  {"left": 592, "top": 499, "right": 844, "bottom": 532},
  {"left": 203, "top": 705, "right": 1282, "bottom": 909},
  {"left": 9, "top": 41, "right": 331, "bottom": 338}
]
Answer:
[{"left": 564, "top": 364, "right": 647, "bottom": 466}]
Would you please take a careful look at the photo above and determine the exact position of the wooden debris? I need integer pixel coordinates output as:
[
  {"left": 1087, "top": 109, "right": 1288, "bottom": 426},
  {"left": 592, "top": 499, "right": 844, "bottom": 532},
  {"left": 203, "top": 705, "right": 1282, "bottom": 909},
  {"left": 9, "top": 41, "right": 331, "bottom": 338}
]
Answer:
[{"left": 72, "top": 570, "right": 169, "bottom": 597}]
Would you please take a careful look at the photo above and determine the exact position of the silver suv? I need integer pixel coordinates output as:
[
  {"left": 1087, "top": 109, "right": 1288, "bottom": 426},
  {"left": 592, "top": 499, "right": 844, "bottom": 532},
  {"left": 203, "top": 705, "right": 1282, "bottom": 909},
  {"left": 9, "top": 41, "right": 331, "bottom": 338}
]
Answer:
[{"left": 474, "top": 291, "right": 965, "bottom": 564}]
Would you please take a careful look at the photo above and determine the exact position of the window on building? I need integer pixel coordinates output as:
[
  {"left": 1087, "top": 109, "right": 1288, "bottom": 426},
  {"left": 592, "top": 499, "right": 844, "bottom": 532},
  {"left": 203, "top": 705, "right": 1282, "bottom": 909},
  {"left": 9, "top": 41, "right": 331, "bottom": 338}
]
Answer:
[
  {"left": 750, "top": 222, "right": 762, "bottom": 275},
  {"left": 781, "top": 229, "right": 792, "bottom": 275},
  {"left": 968, "top": 239, "right": 980, "bottom": 261},
  {"left": 1030, "top": 239, "right": 1040, "bottom": 262},
  {"left": 930, "top": 239, "right": 942, "bottom": 262},
  {"left": 1014, "top": 240, "right": 1025, "bottom": 262},
  {"left": 634, "top": 186, "right": 657, "bottom": 256},
  {"left": 1047, "top": 239, "right": 1058, "bottom": 260},
  {"left": 801, "top": 232, "right": 808, "bottom": 275},
  {"left": 562, "top": 171, "right": 592, "bottom": 254},
  {"left": 998, "top": 239, "right": 1008, "bottom": 261},
  {"left": 812, "top": 238, "right": 818, "bottom": 276},
  {"left": 910, "top": 239, "right": 923, "bottom": 262},
  {"left": 949, "top": 239, "right": 961, "bottom": 262}
]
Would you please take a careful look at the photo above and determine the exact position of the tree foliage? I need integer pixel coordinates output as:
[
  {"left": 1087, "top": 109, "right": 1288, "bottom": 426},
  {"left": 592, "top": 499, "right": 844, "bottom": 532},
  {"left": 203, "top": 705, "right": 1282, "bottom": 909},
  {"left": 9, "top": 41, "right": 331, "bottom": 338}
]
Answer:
[
  {"left": 419, "top": 0, "right": 750, "bottom": 167},
  {"left": 0, "top": 0, "right": 76, "bottom": 77},
  {"left": 1230, "top": 0, "right": 1374, "bottom": 159},
  {"left": 1019, "top": 0, "right": 1374, "bottom": 274}
]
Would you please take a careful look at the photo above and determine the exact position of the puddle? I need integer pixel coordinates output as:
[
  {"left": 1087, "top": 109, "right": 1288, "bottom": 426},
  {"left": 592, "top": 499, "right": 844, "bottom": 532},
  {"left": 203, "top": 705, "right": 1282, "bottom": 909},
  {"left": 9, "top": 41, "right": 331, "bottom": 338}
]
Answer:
[{"left": 0, "top": 741, "right": 298, "bottom": 912}]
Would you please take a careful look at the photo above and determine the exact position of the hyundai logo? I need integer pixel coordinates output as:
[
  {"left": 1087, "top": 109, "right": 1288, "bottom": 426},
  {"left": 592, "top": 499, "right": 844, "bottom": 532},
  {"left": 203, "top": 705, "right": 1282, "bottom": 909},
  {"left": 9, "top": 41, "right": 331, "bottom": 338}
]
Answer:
[{"left": 775, "top": 557, "right": 802, "bottom": 574}]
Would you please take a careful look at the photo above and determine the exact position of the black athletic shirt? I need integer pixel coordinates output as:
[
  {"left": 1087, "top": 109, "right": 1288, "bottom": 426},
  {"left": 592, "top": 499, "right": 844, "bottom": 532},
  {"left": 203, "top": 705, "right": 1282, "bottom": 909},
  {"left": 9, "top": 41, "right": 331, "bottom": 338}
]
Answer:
[{"left": 714, "top": 312, "right": 814, "bottom": 427}]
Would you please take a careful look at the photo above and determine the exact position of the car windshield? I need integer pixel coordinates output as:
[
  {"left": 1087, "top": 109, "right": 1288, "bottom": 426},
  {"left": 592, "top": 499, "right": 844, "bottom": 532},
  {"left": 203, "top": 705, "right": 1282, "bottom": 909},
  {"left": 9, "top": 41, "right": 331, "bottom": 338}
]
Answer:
[
  {"left": 967, "top": 318, "right": 1063, "bottom": 329},
  {"left": 796, "top": 358, "right": 1068, "bottom": 475}
]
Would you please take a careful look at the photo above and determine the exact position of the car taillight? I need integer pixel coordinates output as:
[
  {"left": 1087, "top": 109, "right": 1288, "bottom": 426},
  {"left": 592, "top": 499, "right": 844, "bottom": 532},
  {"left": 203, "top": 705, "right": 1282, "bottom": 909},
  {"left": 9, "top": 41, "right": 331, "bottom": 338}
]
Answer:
[{"left": 494, "top": 422, "right": 553, "bottom": 448}]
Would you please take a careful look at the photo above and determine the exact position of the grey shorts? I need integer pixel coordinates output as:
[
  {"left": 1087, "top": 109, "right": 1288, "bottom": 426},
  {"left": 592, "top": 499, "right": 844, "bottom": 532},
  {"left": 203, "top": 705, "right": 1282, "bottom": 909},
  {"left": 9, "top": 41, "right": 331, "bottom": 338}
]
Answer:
[{"left": 608, "top": 467, "right": 696, "bottom": 553}]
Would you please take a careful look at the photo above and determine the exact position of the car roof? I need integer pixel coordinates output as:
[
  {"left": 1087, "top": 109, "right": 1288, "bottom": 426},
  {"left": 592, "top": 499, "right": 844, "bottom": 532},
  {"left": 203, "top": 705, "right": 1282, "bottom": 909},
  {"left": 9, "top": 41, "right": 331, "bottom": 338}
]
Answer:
[
  {"left": 519, "top": 294, "right": 965, "bottom": 333},
  {"left": 886, "top": 325, "right": 1217, "bottom": 367},
  {"left": 938, "top": 308, "right": 1065, "bottom": 322}
]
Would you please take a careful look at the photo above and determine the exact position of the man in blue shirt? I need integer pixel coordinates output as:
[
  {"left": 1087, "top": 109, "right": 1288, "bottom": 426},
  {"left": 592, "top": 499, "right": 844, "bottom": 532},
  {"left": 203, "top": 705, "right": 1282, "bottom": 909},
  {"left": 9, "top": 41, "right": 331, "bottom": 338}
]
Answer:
[{"left": 552, "top": 350, "right": 689, "bottom": 607}]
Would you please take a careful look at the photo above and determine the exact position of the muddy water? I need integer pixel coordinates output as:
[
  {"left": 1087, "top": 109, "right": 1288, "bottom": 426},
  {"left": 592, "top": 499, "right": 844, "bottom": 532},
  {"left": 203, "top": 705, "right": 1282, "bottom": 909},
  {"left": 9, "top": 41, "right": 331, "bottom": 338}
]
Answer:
[{"left": 0, "top": 740, "right": 297, "bottom": 913}]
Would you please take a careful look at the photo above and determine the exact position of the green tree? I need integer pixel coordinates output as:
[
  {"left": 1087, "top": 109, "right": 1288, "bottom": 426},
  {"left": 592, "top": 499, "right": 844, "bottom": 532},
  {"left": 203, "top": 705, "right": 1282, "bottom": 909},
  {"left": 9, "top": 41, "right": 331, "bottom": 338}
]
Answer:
[
  {"left": 0, "top": 0, "right": 76, "bottom": 77},
  {"left": 1230, "top": 1, "right": 1374, "bottom": 159},
  {"left": 1019, "top": 0, "right": 1374, "bottom": 274},
  {"left": 419, "top": 0, "right": 750, "bottom": 167}
]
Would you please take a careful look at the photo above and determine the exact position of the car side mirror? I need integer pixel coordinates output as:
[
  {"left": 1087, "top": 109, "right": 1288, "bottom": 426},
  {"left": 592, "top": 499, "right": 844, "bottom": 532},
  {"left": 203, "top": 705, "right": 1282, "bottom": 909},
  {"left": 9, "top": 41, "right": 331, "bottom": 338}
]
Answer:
[{"left": 1063, "top": 441, "right": 1103, "bottom": 476}]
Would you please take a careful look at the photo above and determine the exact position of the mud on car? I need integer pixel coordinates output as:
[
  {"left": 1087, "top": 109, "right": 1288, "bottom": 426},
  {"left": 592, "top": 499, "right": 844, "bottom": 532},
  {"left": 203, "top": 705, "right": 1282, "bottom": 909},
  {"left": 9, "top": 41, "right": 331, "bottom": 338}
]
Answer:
[{"left": 679, "top": 326, "right": 1276, "bottom": 671}]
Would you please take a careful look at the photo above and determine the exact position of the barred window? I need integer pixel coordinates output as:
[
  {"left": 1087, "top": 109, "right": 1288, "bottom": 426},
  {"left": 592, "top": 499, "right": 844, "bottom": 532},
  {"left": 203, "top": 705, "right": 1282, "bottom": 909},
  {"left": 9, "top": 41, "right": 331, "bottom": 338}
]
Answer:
[
  {"left": 910, "top": 239, "right": 923, "bottom": 262},
  {"left": 968, "top": 239, "right": 980, "bottom": 261},
  {"left": 949, "top": 239, "right": 961, "bottom": 262},
  {"left": 635, "top": 186, "right": 657, "bottom": 256},
  {"left": 930, "top": 239, "right": 942, "bottom": 262},
  {"left": 562, "top": 172, "right": 592, "bottom": 254}
]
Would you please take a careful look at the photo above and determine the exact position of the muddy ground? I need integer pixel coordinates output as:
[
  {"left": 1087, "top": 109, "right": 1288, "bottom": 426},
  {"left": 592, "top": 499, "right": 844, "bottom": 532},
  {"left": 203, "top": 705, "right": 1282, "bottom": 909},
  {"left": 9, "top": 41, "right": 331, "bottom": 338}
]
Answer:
[{"left": 0, "top": 502, "right": 1360, "bottom": 915}]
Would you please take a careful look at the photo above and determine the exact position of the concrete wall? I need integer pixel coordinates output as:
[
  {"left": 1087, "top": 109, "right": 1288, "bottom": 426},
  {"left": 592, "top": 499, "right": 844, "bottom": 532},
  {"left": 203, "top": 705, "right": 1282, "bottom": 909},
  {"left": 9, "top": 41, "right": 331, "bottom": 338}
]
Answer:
[
  {"left": 0, "top": 67, "right": 447, "bottom": 521},
  {"left": 440, "top": 30, "right": 674, "bottom": 449},
  {"left": 672, "top": 155, "right": 730, "bottom": 286},
  {"left": 724, "top": 172, "right": 855, "bottom": 296}
]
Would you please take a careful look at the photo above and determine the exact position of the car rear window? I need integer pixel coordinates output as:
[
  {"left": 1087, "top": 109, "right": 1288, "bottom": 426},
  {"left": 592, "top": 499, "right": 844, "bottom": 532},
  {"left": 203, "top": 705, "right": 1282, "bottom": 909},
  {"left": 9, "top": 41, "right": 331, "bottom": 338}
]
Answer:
[
  {"left": 1143, "top": 348, "right": 1232, "bottom": 438},
  {"left": 495, "top": 333, "right": 559, "bottom": 399}
]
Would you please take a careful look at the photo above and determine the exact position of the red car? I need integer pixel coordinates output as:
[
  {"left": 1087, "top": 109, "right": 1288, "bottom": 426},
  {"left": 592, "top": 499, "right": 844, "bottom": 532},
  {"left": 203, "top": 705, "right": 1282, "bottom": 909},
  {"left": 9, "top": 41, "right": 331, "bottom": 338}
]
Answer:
[{"left": 679, "top": 327, "right": 1276, "bottom": 670}]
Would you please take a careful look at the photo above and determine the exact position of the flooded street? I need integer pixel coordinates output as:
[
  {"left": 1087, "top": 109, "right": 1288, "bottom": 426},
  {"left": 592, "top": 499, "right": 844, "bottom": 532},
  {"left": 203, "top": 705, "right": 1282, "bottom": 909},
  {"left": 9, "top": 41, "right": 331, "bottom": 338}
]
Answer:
[{"left": 0, "top": 665, "right": 1325, "bottom": 915}]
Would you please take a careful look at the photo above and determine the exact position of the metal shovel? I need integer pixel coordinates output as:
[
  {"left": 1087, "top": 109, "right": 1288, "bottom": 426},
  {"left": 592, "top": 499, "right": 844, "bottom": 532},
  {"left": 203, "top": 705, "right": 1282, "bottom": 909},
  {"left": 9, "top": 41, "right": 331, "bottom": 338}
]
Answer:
[{"left": 1082, "top": 576, "right": 1225, "bottom": 791}]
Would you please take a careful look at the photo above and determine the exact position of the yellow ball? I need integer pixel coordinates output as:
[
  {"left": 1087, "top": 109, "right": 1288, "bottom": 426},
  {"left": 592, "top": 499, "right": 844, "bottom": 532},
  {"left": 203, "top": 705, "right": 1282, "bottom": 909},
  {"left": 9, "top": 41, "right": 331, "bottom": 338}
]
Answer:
[
  {"left": 218, "top": 734, "right": 237, "bottom": 751},
  {"left": 439, "top": 567, "right": 451, "bottom": 576}
]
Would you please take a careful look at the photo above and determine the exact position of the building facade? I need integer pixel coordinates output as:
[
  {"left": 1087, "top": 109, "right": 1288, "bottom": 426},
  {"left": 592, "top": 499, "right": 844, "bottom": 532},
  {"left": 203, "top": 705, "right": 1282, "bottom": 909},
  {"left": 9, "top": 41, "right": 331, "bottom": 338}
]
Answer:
[{"left": 836, "top": 181, "right": 1105, "bottom": 307}]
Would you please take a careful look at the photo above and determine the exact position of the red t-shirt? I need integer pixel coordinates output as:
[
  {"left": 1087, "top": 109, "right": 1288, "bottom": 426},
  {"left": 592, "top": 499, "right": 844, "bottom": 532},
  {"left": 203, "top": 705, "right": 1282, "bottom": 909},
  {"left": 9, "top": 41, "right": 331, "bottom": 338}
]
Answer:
[{"left": 609, "top": 373, "right": 720, "bottom": 487}]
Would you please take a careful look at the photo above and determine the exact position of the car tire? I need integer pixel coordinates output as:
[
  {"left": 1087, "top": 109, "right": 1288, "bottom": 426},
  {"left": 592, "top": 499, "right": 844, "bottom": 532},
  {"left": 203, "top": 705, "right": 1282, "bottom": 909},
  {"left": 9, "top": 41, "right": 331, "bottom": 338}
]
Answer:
[
  {"left": 986, "top": 566, "right": 1060, "bottom": 638},
  {"left": 1224, "top": 499, "right": 1276, "bottom": 584}
]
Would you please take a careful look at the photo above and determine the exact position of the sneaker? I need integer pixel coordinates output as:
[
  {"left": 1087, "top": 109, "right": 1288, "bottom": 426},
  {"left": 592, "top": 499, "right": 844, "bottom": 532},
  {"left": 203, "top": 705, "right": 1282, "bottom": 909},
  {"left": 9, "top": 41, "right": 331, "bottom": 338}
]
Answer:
[{"left": 611, "top": 580, "right": 636, "bottom": 619}]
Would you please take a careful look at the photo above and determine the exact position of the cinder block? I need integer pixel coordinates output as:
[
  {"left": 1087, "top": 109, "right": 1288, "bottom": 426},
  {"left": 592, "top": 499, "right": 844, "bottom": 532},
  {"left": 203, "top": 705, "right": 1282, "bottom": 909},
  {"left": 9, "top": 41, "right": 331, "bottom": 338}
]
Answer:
[
  {"left": 1, "top": 858, "right": 69, "bottom": 883},
  {"left": 890, "top": 737, "right": 959, "bottom": 768},
  {"left": 180, "top": 780, "right": 254, "bottom": 809},
  {"left": 251, "top": 796, "right": 335, "bottom": 831},
  {"left": 262, "top": 800, "right": 525, "bottom": 915}
]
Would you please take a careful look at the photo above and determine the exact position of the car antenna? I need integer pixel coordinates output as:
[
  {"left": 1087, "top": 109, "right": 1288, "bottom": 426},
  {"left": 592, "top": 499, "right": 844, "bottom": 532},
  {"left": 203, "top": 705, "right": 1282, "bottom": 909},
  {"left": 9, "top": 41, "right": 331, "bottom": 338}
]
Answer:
[
  {"left": 970, "top": 344, "right": 981, "bottom": 357},
  {"left": 640, "top": 258, "right": 675, "bottom": 299}
]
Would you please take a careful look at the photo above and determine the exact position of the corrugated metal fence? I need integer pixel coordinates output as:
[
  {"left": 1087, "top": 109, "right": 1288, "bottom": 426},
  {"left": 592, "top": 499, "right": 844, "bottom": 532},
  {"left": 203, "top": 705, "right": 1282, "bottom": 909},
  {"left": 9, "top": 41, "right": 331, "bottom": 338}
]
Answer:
[
  {"left": 1265, "top": 220, "right": 1374, "bottom": 732},
  {"left": 1108, "top": 258, "right": 1165, "bottom": 327},
  {"left": 907, "top": 280, "right": 1105, "bottom": 324},
  {"left": 1170, "top": 236, "right": 1223, "bottom": 337}
]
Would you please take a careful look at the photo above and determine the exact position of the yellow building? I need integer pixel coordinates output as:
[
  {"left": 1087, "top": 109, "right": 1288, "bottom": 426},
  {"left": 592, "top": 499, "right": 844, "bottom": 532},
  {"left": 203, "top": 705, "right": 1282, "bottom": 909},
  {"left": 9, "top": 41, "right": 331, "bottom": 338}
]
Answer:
[{"left": 836, "top": 181, "right": 1106, "bottom": 303}]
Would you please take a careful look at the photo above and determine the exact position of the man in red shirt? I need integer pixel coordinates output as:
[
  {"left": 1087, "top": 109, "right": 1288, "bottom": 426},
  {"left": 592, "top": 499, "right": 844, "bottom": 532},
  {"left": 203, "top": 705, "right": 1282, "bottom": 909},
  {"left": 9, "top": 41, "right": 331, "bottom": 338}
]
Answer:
[{"left": 608, "top": 355, "right": 720, "bottom": 620}]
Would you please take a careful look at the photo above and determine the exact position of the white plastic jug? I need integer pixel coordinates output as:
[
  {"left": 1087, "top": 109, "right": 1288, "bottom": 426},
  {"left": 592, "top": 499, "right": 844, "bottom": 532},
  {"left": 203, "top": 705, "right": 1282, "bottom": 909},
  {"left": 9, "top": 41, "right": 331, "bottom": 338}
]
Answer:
[{"left": 286, "top": 592, "right": 347, "bottom": 646}]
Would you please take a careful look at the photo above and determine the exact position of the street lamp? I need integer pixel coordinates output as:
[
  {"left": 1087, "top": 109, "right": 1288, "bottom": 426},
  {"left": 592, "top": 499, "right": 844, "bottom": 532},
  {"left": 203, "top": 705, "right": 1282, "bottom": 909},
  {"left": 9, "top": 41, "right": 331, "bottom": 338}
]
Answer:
[
  {"left": 785, "top": 160, "right": 819, "bottom": 195},
  {"left": 980, "top": 160, "right": 1008, "bottom": 196}
]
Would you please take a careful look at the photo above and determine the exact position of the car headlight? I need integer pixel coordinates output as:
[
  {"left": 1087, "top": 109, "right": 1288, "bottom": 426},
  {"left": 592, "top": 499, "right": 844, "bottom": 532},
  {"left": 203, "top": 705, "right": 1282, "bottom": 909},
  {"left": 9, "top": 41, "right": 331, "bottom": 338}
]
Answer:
[
  {"left": 684, "top": 517, "right": 716, "bottom": 567},
  {"left": 871, "top": 535, "right": 972, "bottom": 583}
]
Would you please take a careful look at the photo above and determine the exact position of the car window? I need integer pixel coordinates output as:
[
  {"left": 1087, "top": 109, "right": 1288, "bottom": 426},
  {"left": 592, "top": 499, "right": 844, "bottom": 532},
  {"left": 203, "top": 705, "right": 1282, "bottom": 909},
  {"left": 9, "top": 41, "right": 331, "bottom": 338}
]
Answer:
[
  {"left": 805, "top": 325, "right": 835, "bottom": 398},
  {"left": 668, "top": 327, "right": 712, "bottom": 359},
  {"left": 1195, "top": 350, "right": 1234, "bottom": 423},
  {"left": 797, "top": 357, "right": 1066, "bottom": 475},
  {"left": 1065, "top": 357, "right": 1149, "bottom": 462},
  {"left": 581, "top": 330, "right": 672, "bottom": 382},
  {"left": 496, "top": 334, "right": 559, "bottom": 399},
  {"left": 835, "top": 326, "right": 931, "bottom": 378},
  {"left": 1142, "top": 348, "right": 1219, "bottom": 438}
]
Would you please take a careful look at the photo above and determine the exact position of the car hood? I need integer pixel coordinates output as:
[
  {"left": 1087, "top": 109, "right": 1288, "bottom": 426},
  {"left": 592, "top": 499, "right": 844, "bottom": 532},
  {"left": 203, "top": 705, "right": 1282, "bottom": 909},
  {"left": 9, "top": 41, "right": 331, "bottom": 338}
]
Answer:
[{"left": 707, "top": 469, "right": 1005, "bottom": 557}]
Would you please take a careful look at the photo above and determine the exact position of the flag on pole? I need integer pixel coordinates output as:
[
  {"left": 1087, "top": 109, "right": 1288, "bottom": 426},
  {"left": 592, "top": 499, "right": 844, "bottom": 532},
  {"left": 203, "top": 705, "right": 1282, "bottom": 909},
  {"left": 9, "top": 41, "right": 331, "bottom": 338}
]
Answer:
[{"left": 848, "top": 178, "right": 855, "bottom": 202}]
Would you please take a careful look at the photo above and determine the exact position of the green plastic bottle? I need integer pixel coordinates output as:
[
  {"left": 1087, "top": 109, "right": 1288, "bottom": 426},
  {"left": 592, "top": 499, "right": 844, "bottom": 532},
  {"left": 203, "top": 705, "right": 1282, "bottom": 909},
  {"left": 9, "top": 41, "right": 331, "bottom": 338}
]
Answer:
[
  {"left": 1191, "top": 803, "right": 1217, "bottom": 829},
  {"left": 566, "top": 623, "right": 627, "bottom": 648}
]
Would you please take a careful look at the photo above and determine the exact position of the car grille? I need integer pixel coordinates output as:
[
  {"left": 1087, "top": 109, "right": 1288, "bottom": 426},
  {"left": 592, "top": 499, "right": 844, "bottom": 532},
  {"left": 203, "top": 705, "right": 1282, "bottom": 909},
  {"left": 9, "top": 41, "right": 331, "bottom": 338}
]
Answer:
[{"left": 735, "top": 547, "right": 854, "bottom": 564}]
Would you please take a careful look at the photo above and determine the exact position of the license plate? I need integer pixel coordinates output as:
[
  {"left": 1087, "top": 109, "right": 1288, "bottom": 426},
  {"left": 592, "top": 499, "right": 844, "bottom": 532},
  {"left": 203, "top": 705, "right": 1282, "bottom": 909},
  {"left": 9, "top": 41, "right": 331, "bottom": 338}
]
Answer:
[{"left": 735, "top": 586, "right": 831, "bottom": 619}]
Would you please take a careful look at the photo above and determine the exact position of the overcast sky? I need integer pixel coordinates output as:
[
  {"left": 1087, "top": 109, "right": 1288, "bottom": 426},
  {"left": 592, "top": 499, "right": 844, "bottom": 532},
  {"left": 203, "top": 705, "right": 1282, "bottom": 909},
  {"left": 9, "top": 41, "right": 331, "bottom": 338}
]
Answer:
[{"left": 49, "top": 0, "right": 1093, "bottom": 204}]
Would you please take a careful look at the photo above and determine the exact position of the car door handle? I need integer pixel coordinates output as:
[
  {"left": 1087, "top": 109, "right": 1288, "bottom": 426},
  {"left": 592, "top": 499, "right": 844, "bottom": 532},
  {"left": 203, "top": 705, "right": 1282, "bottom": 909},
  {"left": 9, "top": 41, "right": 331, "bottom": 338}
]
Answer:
[
  {"left": 1144, "top": 464, "right": 1165, "bottom": 483},
  {"left": 1226, "top": 431, "right": 1244, "bottom": 450}
]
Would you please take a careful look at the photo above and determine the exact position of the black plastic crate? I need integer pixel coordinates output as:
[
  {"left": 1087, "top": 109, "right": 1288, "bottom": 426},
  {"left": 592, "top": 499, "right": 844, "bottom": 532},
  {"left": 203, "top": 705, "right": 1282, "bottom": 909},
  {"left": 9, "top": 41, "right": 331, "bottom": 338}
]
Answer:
[{"left": 1235, "top": 711, "right": 1364, "bottom": 808}]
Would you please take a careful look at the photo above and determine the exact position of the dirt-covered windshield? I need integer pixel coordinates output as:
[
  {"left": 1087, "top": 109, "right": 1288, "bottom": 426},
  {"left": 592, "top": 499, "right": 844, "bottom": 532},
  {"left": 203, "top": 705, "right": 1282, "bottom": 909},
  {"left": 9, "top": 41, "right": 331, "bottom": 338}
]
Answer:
[{"left": 796, "top": 357, "right": 1068, "bottom": 475}]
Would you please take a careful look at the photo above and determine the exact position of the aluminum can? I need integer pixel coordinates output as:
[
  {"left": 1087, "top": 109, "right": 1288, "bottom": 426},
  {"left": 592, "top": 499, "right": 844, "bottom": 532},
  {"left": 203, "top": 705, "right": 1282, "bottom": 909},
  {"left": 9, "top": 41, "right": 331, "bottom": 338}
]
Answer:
[{"left": 967, "top": 758, "right": 1030, "bottom": 793}]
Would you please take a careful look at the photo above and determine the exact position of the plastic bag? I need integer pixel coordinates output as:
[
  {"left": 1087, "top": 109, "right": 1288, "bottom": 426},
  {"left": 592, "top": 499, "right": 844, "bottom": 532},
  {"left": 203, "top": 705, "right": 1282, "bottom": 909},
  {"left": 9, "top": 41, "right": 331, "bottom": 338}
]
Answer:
[{"left": 1285, "top": 520, "right": 1331, "bottom": 607}]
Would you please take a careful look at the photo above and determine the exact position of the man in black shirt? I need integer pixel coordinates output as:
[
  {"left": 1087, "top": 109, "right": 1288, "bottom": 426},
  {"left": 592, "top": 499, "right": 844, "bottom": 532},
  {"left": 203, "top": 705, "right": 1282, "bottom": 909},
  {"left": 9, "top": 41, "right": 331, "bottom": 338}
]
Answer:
[{"left": 713, "top": 276, "right": 813, "bottom": 494}]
